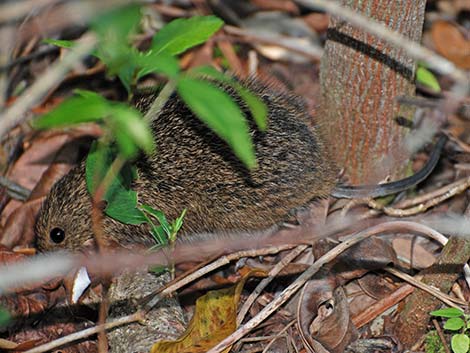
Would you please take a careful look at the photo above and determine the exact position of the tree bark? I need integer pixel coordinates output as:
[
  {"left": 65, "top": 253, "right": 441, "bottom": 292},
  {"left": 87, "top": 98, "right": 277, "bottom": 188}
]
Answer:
[{"left": 319, "top": 0, "right": 426, "bottom": 183}]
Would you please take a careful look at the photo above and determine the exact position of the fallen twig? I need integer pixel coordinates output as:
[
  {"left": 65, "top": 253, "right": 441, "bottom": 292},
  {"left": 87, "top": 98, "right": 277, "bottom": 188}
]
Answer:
[
  {"left": 143, "top": 243, "right": 299, "bottom": 311},
  {"left": 237, "top": 245, "right": 308, "bottom": 325},
  {"left": 368, "top": 176, "right": 470, "bottom": 216},
  {"left": 385, "top": 267, "right": 466, "bottom": 308},
  {"left": 23, "top": 311, "right": 143, "bottom": 353}
]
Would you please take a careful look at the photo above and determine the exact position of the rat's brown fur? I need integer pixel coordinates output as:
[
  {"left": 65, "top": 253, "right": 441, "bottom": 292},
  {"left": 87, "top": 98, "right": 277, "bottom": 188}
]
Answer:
[{"left": 35, "top": 80, "right": 337, "bottom": 252}]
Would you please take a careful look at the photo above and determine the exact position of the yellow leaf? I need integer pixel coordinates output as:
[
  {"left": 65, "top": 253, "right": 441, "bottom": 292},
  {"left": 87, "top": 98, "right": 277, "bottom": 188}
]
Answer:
[{"left": 151, "top": 270, "right": 266, "bottom": 353}]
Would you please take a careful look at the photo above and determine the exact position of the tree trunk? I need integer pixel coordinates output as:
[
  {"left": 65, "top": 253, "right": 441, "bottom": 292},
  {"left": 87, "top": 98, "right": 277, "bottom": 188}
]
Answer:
[{"left": 319, "top": 0, "right": 426, "bottom": 183}]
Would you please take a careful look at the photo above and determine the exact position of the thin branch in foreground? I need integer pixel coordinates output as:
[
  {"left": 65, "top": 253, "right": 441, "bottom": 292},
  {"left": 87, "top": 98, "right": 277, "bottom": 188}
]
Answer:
[
  {"left": 0, "top": 34, "right": 97, "bottom": 139},
  {"left": 224, "top": 25, "right": 323, "bottom": 61},
  {"left": 352, "top": 284, "right": 415, "bottom": 328}
]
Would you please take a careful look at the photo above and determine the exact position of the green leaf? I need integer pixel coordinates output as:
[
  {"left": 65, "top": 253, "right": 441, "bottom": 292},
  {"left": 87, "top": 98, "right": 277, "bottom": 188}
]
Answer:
[
  {"left": 91, "top": 5, "right": 141, "bottom": 43},
  {"left": 91, "top": 5, "right": 141, "bottom": 90},
  {"left": 445, "top": 318, "right": 466, "bottom": 331},
  {"left": 431, "top": 308, "right": 465, "bottom": 318},
  {"left": 112, "top": 125, "right": 139, "bottom": 159},
  {"left": 236, "top": 85, "right": 268, "bottom": 131},
  {"left": 104, "top": 185, "right": 147, "bottom": 224},
  {"left": 117, "top": 60, "right": 137, "bottom": 93},
  {"left": 108, "top": 105, "right": 155, "bottom": 157},
  {"left": 452, "top": 334, "right": 470, "bottom": 353},
  {"left": 150, "top": 226, "right": 168, "bottom": 245},
  {"left": 0, "top": 307, "right": 10, "bottom": 327},
  {"left": 417, "top": 66, "right": 441, "bottom": 93},
  {"left": 177, "top": 77, "right": 256, "bottom": 169},
  {"left": 190, "top": 66, "right": 267, "bottom": 130},
  {"left": 141, "top": 204, "right": 171, "bottom": 237},
  {"left": 74, "top": 89, "right": 104, "bottom": 99},
  {"left": 149, "top": 265, "right": 168, "bottom": 274},
  {"left": 85, "top": 143, "right": 146, "bottom": 225},
  {"left": 150, "top": 224, "right": 168, "bottom": 245},
  {"left": 151, "top": 16, "right": 223, "bottom": 55},
  {"left": 134, "top": 205, "right": 166, "bottom": 245},
  {"left": 135, "top": 51, "right": 180, "bottom": 79},
  {"left": 172, "top": 209, "right": 187, "bottom": 235},
  {"left": 34, "top": 93, "right": 107, "bottom": 129},
  {"left": 43, "top": 38, "right": 75, "bottom": 48}
]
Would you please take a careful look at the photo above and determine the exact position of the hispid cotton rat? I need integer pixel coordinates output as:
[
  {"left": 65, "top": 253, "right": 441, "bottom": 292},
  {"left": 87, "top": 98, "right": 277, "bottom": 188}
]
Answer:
[
  {"left": 35, "top": 80, "right": 337, "bottom": 252},
  {"left": 35, "top": 80, "right": 445, "bottom": 253}
]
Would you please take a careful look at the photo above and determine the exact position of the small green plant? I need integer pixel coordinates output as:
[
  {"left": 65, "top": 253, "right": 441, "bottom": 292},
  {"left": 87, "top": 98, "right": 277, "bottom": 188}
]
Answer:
[
  {"left": 0, "top": 307, "right": 10, "bottom": 328},
  {"left": 140, "top": 205, "right": 187, "bottom": 248},
  {"left": 35, "top": 6, "right": 268, "bottom": 247},
  {"left": 431, "top": 307, "right": 470, "bottom": 353},
  {"left": 426, "top": 330, "right": 447, "bottom": 353}
]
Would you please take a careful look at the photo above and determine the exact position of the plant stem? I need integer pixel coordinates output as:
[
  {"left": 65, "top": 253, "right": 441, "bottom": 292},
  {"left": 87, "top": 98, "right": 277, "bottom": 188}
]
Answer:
[
  {"left": 91, "top": 154, "right": 127, "bottom": 250},
  {"left": 143, "top": 80, "right": 176, "bottom": 124}
]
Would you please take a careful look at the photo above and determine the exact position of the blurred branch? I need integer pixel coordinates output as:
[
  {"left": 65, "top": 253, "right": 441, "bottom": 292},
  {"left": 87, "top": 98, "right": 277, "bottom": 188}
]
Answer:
[
  {"left": 0, "top": 0, "right": 136, "bottom": 24},
  {"left": 0, "top": 176, "right": 31, "bottom": 200},
  {"left": 0, "top": 25, "right": 14, "bottom": 109},
  {"left": 0, "top": 0, "right": 59, "bottom": 23},
  {"left": 0, "top": 33, "right": 97, "bottom": 139},
  {"left": 225, "top": 25, "right": 323, "bottom": 60}
]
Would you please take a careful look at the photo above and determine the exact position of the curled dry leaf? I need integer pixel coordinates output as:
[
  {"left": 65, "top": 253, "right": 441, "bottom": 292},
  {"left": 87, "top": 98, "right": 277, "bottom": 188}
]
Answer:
[
  {"left": 431, "top": 20, "right": 470, "bottom": 69},
  {"left": 299, "top": 237, "right": 398, "bottom": 352},
  {"left": 312, "top": 237, "right": 398, "bottom": 281},
  {"left": 356, "top": 273, "right": 399, "bottom": 301},
  {"left": 298, "top": 281, "right": 358, "bottom": 353}
]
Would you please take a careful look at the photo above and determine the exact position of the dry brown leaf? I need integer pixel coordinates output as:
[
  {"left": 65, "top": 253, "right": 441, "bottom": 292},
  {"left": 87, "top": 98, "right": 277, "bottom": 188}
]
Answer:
[
  {"left": 431, "top": 20, "right": 470, "bottom": 69},
  {"left": 392, "top": 238, "right": 436, "bottom": 269},
  {"left": 298, "top": 282, "right": 358, "bottom": 353},
  {"left": 0, "top": 198, "right": 44, "bottom": 248},
  {"left": 251, "top": 0, "right": 299, "bottom": 14},
  {"left": 302, "top": 13, "right": 330, "bottom": 34}
]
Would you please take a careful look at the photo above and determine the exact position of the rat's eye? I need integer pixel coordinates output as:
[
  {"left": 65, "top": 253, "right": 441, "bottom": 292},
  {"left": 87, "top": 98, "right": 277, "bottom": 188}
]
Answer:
[{"left": 50, "top": 227, "right": 65, "bottom": 244}]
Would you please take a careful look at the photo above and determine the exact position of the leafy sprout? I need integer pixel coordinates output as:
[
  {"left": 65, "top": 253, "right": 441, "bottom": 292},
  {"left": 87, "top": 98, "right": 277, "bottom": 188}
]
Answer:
[{"left": 431, "top": 307, "right": 470, "bottom": 353}]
